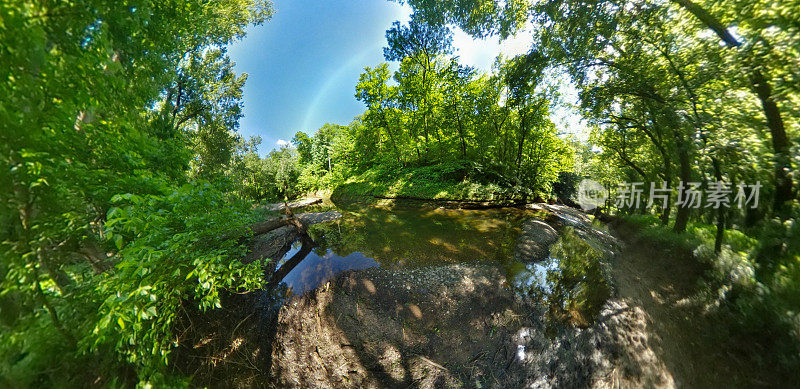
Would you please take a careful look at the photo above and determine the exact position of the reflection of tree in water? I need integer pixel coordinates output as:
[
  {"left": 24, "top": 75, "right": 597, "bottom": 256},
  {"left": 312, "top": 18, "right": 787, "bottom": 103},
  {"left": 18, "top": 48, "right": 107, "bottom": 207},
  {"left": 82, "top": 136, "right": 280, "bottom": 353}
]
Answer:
[
  {"left": 306, "top": 206, "right": 525, "bottom": 269},
  {"left": 270, "top": 235, "right": 316, "bottom": 286},
  {"left": 524, "top": 228, "right": 611, "bottom": 330}
]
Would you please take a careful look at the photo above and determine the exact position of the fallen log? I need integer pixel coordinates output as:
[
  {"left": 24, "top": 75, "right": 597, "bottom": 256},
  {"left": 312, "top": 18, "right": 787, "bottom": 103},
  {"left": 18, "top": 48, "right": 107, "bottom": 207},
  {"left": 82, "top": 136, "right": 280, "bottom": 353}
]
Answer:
[
  {"left": 249, "top": 217, "right": 292, "bottom": 236},
  {"left": 244, "top": 211, "right": 342, "bottom": 236},
  {"left": 241, "top": 211, "right": 342, "bottom": 264},
  {"left": 243, "top": 225, "right": 299, "bottom": 264},
  {"left": 264, "top": 197, "right": 322, "bottom": 212}
]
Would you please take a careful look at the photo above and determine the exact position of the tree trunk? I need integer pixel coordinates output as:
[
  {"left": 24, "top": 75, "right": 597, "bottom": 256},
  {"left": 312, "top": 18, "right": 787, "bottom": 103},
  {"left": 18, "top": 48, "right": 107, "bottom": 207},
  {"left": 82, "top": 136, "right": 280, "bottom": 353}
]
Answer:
[
  {"left": 80, "top": 235, "right": 112, "bottom": 274},
  {"left": 617, "top": 150, "right": 648, "bottom": 182},
  {"left": 751, "top": 70, "right": 793, "bottom": 213},
  {"left": 33, "top": 262, "right": 76, "bottom": 347},
  {"left": 421, "top": 56, "right": 430, "bottom": 156},
  {"left": 673, "top": 140, "right": 692, "bottom": 233},
  {"left": 516, "top": 112, "right": 528, "bottom": 176},
  {"left": 713, "top": 159, "right": 725, "bottom": 253},
  {"left": 381, "top": 114, "right": 402, "bottom": 163},
  {"left": 14, "top": 178, "right": 76, "bottom": 348},
  {"left": 247, "top": 217, "right": 291, "bottom": 236},
  {"left": 673, "top": 0, "right": 793, "bottom": 213},
  {"left": 659, "top": 171, "right": 672, "bottom": 226},
  {"left": 456, "top": 110, "right": 467, "bottom": 158}
]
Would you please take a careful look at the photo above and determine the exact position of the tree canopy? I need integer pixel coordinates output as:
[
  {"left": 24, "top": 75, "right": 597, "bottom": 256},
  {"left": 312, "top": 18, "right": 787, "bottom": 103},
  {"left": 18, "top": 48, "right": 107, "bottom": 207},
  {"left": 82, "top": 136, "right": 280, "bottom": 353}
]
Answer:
[{"left": 2, "top": 0, "right": 798, "bottom": 385}]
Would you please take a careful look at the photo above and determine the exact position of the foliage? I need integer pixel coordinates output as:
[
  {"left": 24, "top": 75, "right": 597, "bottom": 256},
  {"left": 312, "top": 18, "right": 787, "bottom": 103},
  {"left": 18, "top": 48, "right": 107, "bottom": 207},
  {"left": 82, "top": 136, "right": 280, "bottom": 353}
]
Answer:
[
  {"left": 229, "top": 143, "right": 301, "bottom": 202},
  {"left": 172, "top": 48, "right": 250, "bottom": 179},
  {"left": 405, "top": 0, "right": 799, "bottom": 367},
  {"left": 0, "top": 0, "right": 272, "bottom": 384},
  {"left": 324, "top": 17, "right": 572, "bottom": 200},
  {"left": 93, "top": 183, "right": 265, "bottom": 380},
  {"left": 292, "top": 123, "right": 355, "bottom": 192},
  {"left": 2, "top": 0, "right": 799, "bottom": 384},
  {"left": 331, "top": 160, "right": 536, "bottom": 203}
]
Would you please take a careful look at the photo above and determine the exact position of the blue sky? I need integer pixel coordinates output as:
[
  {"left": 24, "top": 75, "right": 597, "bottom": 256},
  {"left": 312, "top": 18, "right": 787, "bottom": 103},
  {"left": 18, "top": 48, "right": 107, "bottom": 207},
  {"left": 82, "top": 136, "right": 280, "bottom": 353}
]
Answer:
[{"left": 228, "top": 0, "right": 584, "bottom": 154}]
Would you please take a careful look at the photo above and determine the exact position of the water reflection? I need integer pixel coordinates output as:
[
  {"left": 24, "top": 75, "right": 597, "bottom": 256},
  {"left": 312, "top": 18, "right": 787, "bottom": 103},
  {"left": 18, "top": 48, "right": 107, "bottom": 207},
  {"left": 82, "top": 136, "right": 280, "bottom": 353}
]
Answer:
[
  {"left": 277, "top": 244, "right": 378, "bottom": 295},
  {"left": 268, "top": 204, "right": 526, "bottom": 294},
  {"left": 511, "top": 228, "right": 612, "bottom": 329},
  {"left": 266, "top": 204, "right": 613, "bottom": 332},
  {"left": 305, "top": 205, "right": 525, "bottom": 269}
]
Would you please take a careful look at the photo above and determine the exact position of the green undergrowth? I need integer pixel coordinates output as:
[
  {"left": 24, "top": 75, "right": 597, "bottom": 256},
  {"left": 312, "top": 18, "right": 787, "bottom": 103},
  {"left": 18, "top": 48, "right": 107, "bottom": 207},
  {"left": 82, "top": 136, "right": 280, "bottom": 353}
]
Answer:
[
  {"left": 330, "top": 160, "right": 541, "bottom": 203},
  {"left": 620, "top": 213, "right": 800, "bottom": 377},
  {"left": 0, "top": 182, "right": 269, "bottom": 386},
  {"left": 622, "top": 214, "right": 758, "bottom": 254}
]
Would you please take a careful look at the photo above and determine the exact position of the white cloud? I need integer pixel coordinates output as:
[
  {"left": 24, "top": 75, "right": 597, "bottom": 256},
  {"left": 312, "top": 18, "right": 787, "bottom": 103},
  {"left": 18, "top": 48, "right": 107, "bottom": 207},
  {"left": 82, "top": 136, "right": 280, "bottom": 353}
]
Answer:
[
  {"left": 499, "top": 26, "right": 534, "bottom": 57},
  {"left": 394, "top": 3, "right": 413, "bottom": 24},
  {"left": 451, "top": 24, "right": 534, "bottom": 73},
  {"left": 276, "top": 139, "right": 289, "bottom": 147},
  {"left": 387, "top": 2, "right": 533, "bottom": 74}
]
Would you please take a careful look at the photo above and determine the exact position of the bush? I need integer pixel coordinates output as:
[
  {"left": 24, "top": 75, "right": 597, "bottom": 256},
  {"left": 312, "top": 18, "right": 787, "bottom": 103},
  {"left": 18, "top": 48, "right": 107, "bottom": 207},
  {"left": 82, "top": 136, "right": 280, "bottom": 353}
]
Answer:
[
  {"left": 0, "top": 182, "right": 268, "bottom": 386},
  {"left": 552, "top": 171, "right": 581, "bottom": 204},
  {"left": 329, "top": 160, "right": 546, "bottom": 202},
  {"left": 93, "top": 183, "right": 266, "bottom": 381}
]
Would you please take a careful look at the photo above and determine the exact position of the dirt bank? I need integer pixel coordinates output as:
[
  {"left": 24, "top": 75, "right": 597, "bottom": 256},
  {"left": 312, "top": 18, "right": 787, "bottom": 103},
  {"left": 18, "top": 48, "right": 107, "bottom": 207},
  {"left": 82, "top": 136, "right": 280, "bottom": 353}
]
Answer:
[
  {"left": 179, "top": 205, "right": 788, "bottom": 388},
  {"left": 609, "top": 221, "right": 793, "bottom": 387},
  {"left": 270, "top": 263, "right": 673, "bottom": 388}
]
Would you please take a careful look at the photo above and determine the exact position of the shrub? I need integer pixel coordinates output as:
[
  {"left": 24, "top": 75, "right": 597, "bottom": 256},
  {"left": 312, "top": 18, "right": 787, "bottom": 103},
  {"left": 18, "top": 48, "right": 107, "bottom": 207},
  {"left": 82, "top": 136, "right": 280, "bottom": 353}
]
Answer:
[{"left": 93, "top": 183, "right": 266, "bottom": 382}]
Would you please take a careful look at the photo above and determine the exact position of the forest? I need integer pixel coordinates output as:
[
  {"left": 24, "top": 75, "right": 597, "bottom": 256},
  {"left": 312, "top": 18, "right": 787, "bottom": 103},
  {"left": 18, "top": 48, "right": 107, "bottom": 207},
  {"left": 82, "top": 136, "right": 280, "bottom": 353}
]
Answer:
[{"left": 1, "top": 0, "right": 799, "bottom": 387}]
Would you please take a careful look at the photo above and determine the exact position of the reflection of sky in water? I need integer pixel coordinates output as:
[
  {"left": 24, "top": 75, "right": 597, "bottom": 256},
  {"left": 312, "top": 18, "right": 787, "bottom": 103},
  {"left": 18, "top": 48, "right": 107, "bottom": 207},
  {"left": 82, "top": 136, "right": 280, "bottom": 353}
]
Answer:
[
  {"left": 277, "top": 245, "right": 378, "bottom": 295},
  {"left": 513, "top": 258, "right": 560, "bottom": 294},
  {"left": 509, "top": 228, "right": 613, "bottom": 328}
]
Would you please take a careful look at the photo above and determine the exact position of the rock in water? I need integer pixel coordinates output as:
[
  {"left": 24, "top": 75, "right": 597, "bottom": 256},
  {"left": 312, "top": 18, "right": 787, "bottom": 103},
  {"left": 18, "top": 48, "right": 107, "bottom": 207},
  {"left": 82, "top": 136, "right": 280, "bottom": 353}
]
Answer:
[{"left": 514, "top": 219, "right": 559, "bottom": 262}]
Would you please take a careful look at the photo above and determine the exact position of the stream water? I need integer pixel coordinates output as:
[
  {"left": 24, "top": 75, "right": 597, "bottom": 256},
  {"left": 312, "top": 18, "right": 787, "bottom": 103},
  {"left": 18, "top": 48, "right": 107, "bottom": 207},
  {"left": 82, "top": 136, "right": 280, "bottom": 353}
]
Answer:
[{"left": 270, "top": 202, "right": 615, "bottom": 327}]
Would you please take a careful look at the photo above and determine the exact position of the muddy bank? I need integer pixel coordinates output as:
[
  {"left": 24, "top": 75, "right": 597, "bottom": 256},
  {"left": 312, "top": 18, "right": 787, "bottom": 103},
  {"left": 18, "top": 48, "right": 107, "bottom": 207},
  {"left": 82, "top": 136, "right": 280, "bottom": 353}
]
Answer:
[
  {"left": 173, "top": 203, "right": 795, "bottom": 388},
  {"left": 270, "top": 264, "right": 672, "bottom": 388},
  {"left": 264, "top": 204, "right": 672, "bottom": 388}
]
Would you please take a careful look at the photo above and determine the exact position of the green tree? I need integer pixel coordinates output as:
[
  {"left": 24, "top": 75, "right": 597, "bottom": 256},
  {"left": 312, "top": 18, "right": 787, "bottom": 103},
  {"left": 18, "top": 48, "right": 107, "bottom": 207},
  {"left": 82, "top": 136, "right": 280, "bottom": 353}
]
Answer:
[{"left": 0, "top": 0, "right": 272, "bottom": 384}]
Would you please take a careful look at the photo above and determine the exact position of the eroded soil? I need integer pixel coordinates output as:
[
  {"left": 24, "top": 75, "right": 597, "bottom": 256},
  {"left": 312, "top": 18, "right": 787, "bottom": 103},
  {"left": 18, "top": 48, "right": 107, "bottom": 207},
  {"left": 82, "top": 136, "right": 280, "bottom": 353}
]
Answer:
[
  {"left": 175, "top": 206, "right": 793, "bottom": 388},
  {"left": 270, "top": 264, "right": 673, "bottom": 388},
  {"left": 609, "top": 222, "right": 792, "bottom": 388}
]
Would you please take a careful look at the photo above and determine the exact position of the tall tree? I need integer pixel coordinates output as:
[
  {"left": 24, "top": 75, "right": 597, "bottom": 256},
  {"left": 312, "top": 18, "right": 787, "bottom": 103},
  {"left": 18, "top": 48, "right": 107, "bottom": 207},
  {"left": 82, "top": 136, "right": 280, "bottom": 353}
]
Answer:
[
  {"left": 384, "top": 15, "right": 453, "bottom": 159},
  {"left": 0, "top": 0, "right": 271, "bottom": 383}
]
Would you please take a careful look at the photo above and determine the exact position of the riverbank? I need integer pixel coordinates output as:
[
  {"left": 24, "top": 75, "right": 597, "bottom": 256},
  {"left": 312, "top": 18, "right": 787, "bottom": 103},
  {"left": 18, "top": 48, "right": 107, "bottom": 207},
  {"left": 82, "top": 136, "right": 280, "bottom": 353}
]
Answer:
[
  {"left": 261, "top": 205, "right": 675, "bottom": 387},
  {"left": 608, "top": 219, "right": 800, "bottom": 387},
  {"left": 327, "top": 162, "right": 541, "bottom": 207},
  {"left": 172, "top": 204, "right": 798, "bottom": 387},
  {"left": 270, "top": 264, "right": 673, "bottom": 388}
]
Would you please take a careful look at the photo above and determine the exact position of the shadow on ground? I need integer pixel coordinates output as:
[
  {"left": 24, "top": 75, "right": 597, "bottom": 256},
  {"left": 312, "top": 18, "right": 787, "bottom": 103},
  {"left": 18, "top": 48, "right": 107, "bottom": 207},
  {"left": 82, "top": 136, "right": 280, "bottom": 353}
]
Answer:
[{"left": 269, "top": 262, "right": 674, "bottom": 388}]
